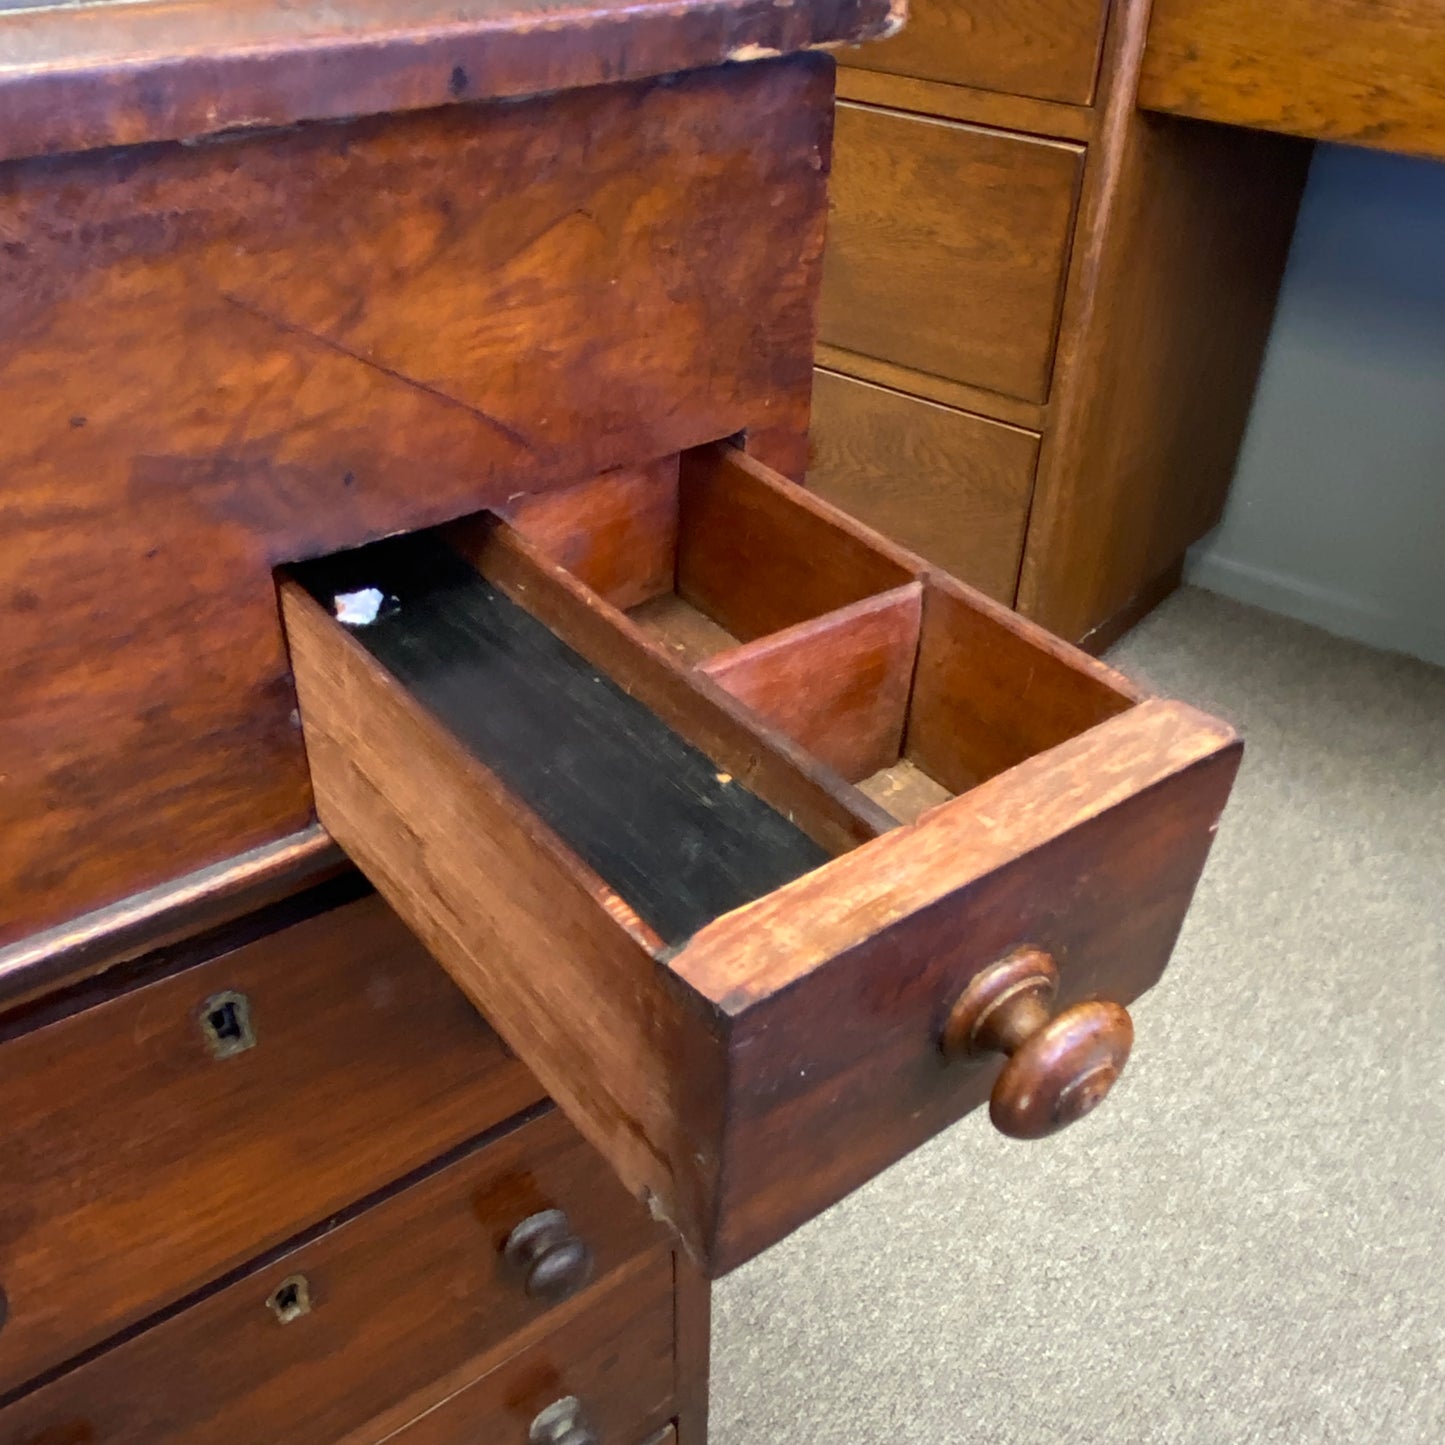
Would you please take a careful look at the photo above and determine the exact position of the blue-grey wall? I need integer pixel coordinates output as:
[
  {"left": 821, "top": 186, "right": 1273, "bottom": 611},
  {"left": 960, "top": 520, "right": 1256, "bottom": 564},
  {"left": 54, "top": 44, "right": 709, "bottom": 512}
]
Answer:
[{"left": 1187, "top": 144, "right": 1445, "bottom": 667}]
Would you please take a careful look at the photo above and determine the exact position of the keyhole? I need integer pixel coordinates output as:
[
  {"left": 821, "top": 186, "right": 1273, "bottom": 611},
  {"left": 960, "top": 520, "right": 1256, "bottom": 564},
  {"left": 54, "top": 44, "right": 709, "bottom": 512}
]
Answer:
[
  {"left": 200, "top": 990, "right": 256, "bottom": 1058},
  {"left": 267, "top": 1275, "right": 311, "bottom": 1324}
]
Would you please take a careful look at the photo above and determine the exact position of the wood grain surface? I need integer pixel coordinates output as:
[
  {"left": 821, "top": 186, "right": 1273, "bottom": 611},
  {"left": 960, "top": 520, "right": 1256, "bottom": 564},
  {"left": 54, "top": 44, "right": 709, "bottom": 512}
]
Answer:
[
  {"left": 701, "top": 585, "right": 922, "bottom": 781},
  {"left": 676, "top": 444, "right": 918, "bottom": 642},
  {"left": 499, "top": 460, "right": 681, "bottom": 612},
  {"left": 373, "top": 1252, "right": 675, "bottom": 1445},
  {"left": 835, "top": 66, "right": 1097, "bottom": 142},
  {"left": 0, "top": 58, "right": 832, "bottom": 950},
  {"left": 845, "top": 0, "right": 1108, "bottom": 105},
  {"left": 0, "top": 892, "right": 544, "bottom": 1395},
  {"left": 807, "top": 368, "right": 1040, "bottom": 602},
  {"left": 0, "top": 1112, "right": 664, "bottom": 1441},
  {"left": 1140, "top": 0, "right": 1445, "bottom": 159},
  {"left": 906, "top": 570, "right": 1141, "bottom": 794},
  {"left": 452, "top": 512, "right": 898, "bottom": 853},
  {"left": 1018, "top": 0, "right": 1311, "bottom": 641},
  {"left": 676, "top": 699, "right": 1241, "bottom": 1267},
  {"left": 290, "top": 535, "right": 831, "bottom": 949},
  {"left": 0, "top": 0, "right": 900, "bottom": 162},
  {"left": 282, "top": 576, "right": 733, "bottom": 1268},
  {"left": 285, "top": 441, "right": 1242, "bottom": 1273},
  {"left": 820, "top": 102, "right": 1084, "bottom": 404}
]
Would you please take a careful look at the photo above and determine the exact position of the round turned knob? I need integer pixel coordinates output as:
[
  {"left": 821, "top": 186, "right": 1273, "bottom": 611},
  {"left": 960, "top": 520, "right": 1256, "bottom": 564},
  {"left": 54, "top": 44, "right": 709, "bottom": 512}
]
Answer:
[
  {"left": 942, "top": 947, "right": 1133, "bottom": 1139},
  {"left": 529, "top": 1396, "right": 598, "bottom": 1445},
  {"left": 503, "top": 1210, "right": 594, "bottom": 1304}
]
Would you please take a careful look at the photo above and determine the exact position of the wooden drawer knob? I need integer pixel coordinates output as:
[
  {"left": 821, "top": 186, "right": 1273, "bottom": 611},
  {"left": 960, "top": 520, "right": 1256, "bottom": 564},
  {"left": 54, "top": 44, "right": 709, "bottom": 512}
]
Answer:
[
  {"left": 503, "top": 1210, "right": 594, "bottom": 1304},
  {"left": 530, "top": 1396, "right": 598, "bottom": 1445},
  {"left": 943, "top": 948, "right": 1133, "bottom": 1139}
]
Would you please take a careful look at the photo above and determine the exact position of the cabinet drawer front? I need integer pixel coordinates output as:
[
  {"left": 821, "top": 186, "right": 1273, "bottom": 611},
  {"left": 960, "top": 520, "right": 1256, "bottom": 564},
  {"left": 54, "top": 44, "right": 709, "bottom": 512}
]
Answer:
[
  {"left": 384, "top": 1253, "right": 675, "bottom": 1445},
  {"left": 820, "top": 104, "right": 1084, "bottom": 405},
  {"left": 807, "top": 368, "right": 1039, "bottom": 603},
  {"left": 0, "top": 1112, "right": 662, "bottom": 1444},
  {"left": 0, "top": 892, "right": 544, "bottom": 1393},
  {"left": 281, "top": 441, "right": 1241, "bottom": 1276},
  {"left": 847, "top": 0, "right": 1109, "bottom": 105}
]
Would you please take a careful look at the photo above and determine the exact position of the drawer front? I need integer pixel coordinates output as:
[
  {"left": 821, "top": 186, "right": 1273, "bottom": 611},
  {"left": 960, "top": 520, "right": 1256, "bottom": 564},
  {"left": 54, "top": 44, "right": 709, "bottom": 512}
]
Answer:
[
  {"left": 807, "top": 368, "right": 1040, "bottom": 603},
  {"left": 0, "top": 892, "right": 544, "bottom": 1393},
  {"left": 384, "top": 1253, "right": 675, "bottom": 1445},
  {"left": 281, "top": 441, "right": 1241, "bottom": 1276},
  {"left": 0, "top": 1111, "right": 663, "bottom": 1444},
  {"left": 819, "top": 103, "right": 1084, "bottom": 405},
  {"left": 847, "top": 0, "right": 1109, "bottom": 105}
]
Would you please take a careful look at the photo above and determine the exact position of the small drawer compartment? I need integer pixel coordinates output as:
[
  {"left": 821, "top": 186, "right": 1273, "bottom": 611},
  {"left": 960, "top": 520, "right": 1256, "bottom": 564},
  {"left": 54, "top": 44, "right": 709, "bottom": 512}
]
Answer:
[
  {"left": 0, "top": 893, "right": 545, "bottom": 1395},
  {"left": 281, "top": 442, "right": 1241, "bottom": 1275},
  {"left": 0, "top": 1112, "right": 665, "bottom": 1444}
]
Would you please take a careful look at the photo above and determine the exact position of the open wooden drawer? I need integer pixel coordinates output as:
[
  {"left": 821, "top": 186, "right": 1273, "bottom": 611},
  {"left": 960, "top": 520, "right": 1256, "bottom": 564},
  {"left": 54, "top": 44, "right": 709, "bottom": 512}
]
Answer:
[{"left": 279, "top": 442, "right": 1241, "bottom": 1275}]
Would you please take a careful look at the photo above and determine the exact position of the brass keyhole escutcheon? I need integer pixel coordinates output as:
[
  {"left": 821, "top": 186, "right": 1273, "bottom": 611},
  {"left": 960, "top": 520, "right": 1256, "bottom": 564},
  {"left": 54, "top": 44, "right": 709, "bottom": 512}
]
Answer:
[
  {"left": 267, "top": 1274, "right": 312, "bottom": 1325},
  {"left": 200, "top": 990, "right": 256, "bottom": 1059}
]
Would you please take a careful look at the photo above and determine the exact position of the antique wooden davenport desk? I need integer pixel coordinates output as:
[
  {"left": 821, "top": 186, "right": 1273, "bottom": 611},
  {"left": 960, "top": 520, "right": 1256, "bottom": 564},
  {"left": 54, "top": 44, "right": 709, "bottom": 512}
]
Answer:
[{"left": 0, "top": 2, "right": 1243, "bottom": 1441}]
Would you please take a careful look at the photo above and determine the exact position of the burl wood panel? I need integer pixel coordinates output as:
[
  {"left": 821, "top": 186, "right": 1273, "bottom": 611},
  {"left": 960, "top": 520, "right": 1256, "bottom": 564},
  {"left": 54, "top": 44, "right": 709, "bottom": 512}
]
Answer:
[
  {"left": 1140, "top": 0, "right": 1445, "bottom": 160},
  {"left": 806, "top": 368, "right": 1040, "bottom": 603},
  {"left": 846, "top": 0, "right": 1108, "bottom": 106},
  {"left": 0, "top": 892, "right": 544, "bottom": 1395},
  {"left": 819, "top": 102, "right": 1085, "bottom": 404},
  {"left": 0, "top": 0, "right": 900, "bottom": 163},
  {"left": 0, "top": 1112, "right": 665, "bottom": 1442},
  {"left": 0, "top": 56, "right": 834, "bottom": 948}
]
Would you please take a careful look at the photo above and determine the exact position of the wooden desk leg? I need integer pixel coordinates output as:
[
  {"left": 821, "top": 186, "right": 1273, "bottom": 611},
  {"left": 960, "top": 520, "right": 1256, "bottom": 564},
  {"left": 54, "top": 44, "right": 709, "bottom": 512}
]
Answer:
[{"left": 675, "top": 1252, "right": 712, "bottom": 1443}]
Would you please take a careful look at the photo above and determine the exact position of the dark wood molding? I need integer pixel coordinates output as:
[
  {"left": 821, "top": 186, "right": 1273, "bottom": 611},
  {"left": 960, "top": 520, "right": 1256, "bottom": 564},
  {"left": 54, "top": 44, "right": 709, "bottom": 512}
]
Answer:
[{"left": 0, "top": 827, "right": 346, "bottom": 1016}]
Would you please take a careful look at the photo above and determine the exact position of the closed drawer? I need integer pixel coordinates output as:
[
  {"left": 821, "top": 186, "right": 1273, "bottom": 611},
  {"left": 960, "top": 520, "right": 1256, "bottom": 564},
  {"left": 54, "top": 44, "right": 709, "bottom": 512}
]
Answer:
[
  {"left": 0, "top": 892, "right": 545, "bottom": 1394},
  {"left": 819, "top": 103, "right": 1084, "bottom": 405},
  {"left": 384, "top": 1252, "right": 674, "bottom": 1445},
  {"left": 807, "top": 368, "right": 1040, "bottom": 603},
  {"left": 848, "top": 0, "right": 1109, "bottom": 106},
  {"left": 280, "top": 441, "right": 1242, "bottom": 1276},
  {"left": 0, "top": 1111, "right": 662, "bottom": 1443}
]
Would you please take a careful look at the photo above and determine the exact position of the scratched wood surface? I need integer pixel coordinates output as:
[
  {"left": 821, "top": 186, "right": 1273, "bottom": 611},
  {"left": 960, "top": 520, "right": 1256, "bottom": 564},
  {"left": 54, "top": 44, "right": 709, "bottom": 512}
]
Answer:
[
  {"left": 0, "top": 57, "right": 834, "bottom": 949},
  {"left": 0, "top": 0, "right": 900, "bottom": 162}
]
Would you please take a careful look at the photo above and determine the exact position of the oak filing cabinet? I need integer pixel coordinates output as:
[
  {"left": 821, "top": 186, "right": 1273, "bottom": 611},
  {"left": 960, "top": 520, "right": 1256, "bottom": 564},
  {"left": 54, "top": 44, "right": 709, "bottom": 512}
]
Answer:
[
  {"left": 812, "top": 0, "right": 1312, "bottom": 647},
  {"left": 0, "top": 1, "right": 1242, "bottom": 1440}
]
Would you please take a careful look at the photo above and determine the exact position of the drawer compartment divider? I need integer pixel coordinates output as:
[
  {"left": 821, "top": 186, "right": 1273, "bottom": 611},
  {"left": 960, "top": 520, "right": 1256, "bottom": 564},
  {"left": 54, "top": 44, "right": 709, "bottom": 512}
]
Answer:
[{"left": 280, "top": 441, "right": 1241, "bottom": 1274}]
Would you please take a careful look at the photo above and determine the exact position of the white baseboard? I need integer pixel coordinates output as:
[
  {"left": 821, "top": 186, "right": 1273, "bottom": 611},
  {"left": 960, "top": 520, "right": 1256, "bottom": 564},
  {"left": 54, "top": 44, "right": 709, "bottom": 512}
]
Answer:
[{"left": 1184, "top": 548, "right": 1445, "bottom": 669}]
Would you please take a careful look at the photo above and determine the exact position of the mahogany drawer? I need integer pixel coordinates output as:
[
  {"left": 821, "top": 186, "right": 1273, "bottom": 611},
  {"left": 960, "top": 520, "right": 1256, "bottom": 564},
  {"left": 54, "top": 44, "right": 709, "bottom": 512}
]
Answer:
[
  {"left": 380, "top": 1251, "right": 675, "bottom": 1445},
  {"left": 280, "top": 440, "right": 1242, "bottom": 1276},
  {"left": 807, "top": 367, "right": 1040, "bottom": 603},
  {"left": 819, "top": 103, "right": 1084, "bottom": 405},
  {"left": 0, "top": 1110, "right": 662, "bottom": 1443},
  {"left": 846, "top": 0, "right": 1109, "bottom": 106},
  {"left": 0, "top": 892, "right": 544, "bottom": 1394}
]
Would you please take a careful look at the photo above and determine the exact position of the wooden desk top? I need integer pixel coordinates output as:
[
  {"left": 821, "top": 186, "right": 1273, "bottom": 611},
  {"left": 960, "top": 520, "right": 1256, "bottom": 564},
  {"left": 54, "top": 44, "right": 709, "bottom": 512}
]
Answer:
[
  {"left": 0, "top": 0, "right": 901, "bottom": 161},
  {"left": 1140, "top": 0, "right": 1445, "bottom": 161}
]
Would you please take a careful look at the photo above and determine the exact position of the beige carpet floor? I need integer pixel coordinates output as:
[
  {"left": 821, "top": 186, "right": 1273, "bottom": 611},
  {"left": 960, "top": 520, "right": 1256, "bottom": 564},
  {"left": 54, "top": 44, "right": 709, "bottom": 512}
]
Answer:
[{"left": 712, "top": 587, "right": 1445, "bottom": 1444}]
